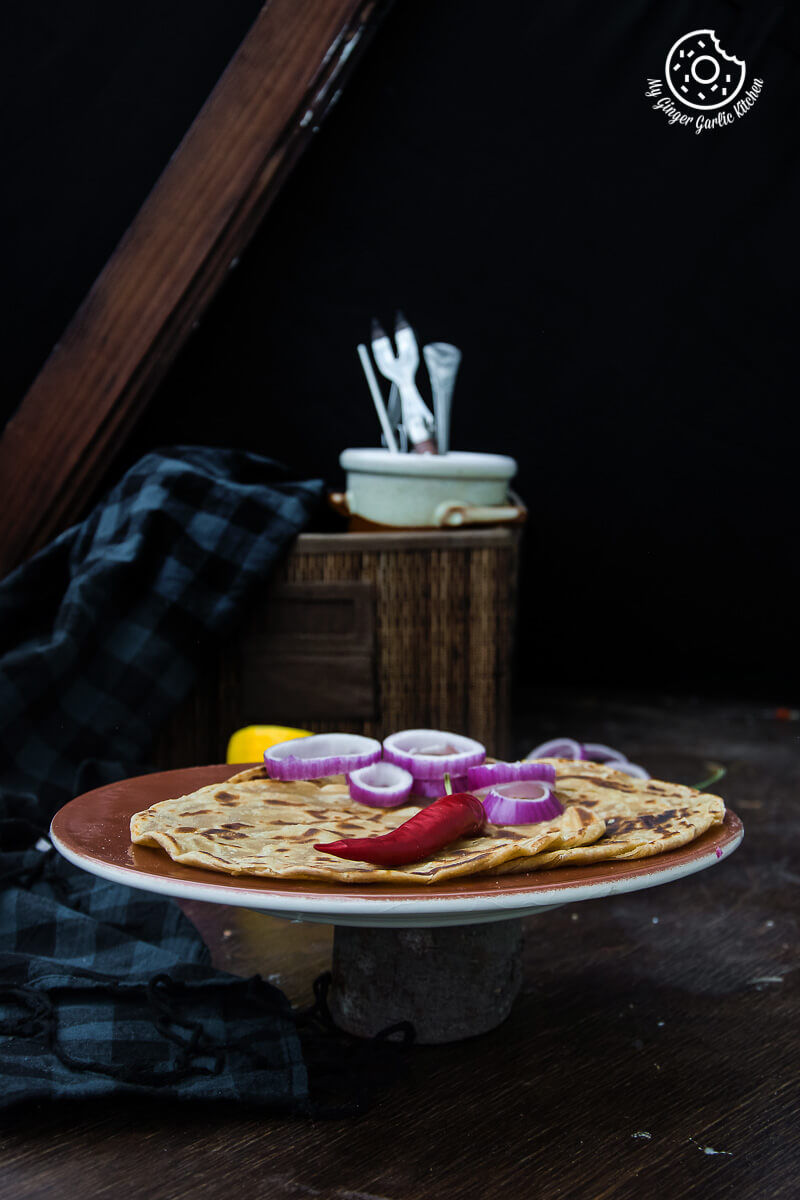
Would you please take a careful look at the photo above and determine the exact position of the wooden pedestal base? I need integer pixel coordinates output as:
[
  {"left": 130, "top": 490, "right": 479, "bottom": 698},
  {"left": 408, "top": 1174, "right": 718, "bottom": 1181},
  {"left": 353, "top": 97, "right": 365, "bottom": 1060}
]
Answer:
[{"left": 328, "top": 920, "right": 524, "bottom": 1044}]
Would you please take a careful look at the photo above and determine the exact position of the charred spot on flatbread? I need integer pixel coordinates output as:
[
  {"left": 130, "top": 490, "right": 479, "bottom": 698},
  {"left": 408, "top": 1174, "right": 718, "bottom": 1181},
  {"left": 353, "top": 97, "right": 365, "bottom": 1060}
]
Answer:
[
  {"left": 130, "top": 773, "right": 605, "bottom": 884},
  {"left": 130, "top": 760, "right": 723, "bottom": 884},
  {"left": 493, "top": 761, "right": 725, "bottom": 873}
]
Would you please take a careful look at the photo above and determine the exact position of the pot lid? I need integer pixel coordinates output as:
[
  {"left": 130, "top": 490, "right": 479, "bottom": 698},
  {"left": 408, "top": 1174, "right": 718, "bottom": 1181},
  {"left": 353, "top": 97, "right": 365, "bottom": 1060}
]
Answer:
[{"left": 340, "top": 449, "right": 517, "bottom": 480}]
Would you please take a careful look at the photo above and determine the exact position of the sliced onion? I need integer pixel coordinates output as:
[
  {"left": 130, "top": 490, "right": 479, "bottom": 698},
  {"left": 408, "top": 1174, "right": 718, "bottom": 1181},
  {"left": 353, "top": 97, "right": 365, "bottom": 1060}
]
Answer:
[
  {"left": 526, "top": 737, "right": 632, "bottom": 765},
  {"left": 410, "top": 774, "right": 469, "bottom": 798},
  {"left": 525, "top": 737, "right": 582, "bottom": 761},
  {"left": 467, "top": 761, "right": 556, "bottom": 789},
  {"left": 348, "top": 761, "right": 414, "bottom": 807},
  {"left": 581, "top": 742, "right": 628, "bottom": 763},
  {"left": 383, "top": 729, "right": 486, "bottom": 780},
  {"left": 607, "top": 760, "right": 650, "bottom": 780},
  {"left": 264, "top": 733, "right": 381, "bottom": 780},
  {"left": 482, "top": 781, "right": 564, "bottom": 826}
]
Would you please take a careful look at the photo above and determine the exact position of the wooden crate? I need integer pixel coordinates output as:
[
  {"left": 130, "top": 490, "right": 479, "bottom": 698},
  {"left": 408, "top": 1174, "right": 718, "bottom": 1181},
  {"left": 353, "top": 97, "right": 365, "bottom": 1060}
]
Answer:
[{"left": 154, "top": 527, "right": 521, "bottom": 767}]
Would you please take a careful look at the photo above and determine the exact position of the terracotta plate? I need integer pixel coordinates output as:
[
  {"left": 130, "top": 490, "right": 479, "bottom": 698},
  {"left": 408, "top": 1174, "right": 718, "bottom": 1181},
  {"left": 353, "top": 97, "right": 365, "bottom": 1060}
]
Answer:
[{"left": 50, "top": 764, "right": 744, "bottom": 928}]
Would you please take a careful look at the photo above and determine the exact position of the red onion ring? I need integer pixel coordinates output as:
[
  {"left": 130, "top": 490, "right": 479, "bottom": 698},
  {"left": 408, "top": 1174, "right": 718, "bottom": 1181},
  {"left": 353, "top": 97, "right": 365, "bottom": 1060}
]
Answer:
[
  {"left": 383, "top": 729, "right": 486, "bottom": 780},
  {"left": 264, "top": 733, "right": 381, "bottom": 781},
  {"left": 410, "top": 774, "right": 469, "bottom": 799},
  {"left": 348, "top": 762, "right": 414, "bottom": 807},
  {"left": 581, "top": 742, "right": 628, "bottom": 764},
  {"left": 525, "top": 737, "right": 582, "bottom": 761},
  {"left": 606, "top": 760, "right": 650, "bottom": 780},
  {"left": 467, "top": 761, "right": 556, "bottom": 789},
  {"left": 526, "top": 737, "right": 633, "bottom": 765},
  {"left": 482, "top": 781, "right": 564, "bottom": 826}
]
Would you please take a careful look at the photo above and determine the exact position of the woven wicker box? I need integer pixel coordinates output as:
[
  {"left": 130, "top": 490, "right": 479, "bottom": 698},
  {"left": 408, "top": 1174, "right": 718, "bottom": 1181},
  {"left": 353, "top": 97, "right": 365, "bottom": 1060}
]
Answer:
[{"left": 155, "top": 527, "right": 521, "bottom": 767}]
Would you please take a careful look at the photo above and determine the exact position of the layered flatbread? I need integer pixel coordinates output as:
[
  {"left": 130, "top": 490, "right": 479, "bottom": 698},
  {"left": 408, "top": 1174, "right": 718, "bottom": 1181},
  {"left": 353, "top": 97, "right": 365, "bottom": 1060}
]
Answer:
[
  {"left": 130, "top": 761, "right": 724, "bottom": 884},
  {"left": 494, "top": 760, "right": 725, "bottom": 873},
  {"left": 130, "top": 765, "right": 604, "bottom": 884}
]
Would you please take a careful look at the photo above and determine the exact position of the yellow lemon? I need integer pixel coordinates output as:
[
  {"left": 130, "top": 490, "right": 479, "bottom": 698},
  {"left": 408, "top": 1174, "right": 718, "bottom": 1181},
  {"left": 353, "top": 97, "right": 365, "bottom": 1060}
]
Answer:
[{"left": 226, "top": 724, "right": 312, "bottom": 764}]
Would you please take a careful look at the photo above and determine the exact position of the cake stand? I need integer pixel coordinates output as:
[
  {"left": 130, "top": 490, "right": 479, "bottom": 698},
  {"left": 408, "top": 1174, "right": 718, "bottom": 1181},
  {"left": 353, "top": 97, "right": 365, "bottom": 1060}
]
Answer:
[{"left": 50, "top": 764, "right": 743, "bottom": 1043}]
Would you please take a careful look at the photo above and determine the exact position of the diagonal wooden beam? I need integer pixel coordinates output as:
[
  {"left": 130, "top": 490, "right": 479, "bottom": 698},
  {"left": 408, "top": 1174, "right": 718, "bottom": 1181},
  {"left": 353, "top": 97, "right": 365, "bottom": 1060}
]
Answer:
[{"left": 0, "top": 0, "right": 393, "bottom": 578}]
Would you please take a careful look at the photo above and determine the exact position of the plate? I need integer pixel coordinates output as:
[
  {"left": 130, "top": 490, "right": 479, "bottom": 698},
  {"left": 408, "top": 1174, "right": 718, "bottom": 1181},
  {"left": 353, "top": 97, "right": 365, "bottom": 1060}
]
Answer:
[{"left": 50, "top": 764, "right": 744, "bottom": 928}]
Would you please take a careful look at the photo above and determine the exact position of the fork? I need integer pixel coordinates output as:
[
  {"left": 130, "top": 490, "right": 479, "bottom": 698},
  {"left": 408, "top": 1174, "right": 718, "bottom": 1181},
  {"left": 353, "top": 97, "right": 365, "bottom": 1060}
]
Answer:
[
  {"left": 371, "top": 314, "right": 437, "bottom": 453},
  {"left": 385, "top": 383, "right": 408, "bottom": 452}
]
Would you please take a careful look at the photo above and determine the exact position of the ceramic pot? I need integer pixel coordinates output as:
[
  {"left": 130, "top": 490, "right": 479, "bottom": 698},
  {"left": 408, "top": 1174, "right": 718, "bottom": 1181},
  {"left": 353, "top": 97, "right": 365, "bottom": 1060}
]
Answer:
[{"left": 331, "top": 449, "right": 525, "bottom": 530}]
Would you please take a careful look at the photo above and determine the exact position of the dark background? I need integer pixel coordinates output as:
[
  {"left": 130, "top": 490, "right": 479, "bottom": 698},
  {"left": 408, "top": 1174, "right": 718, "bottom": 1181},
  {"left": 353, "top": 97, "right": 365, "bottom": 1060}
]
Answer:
[{"left": 3, "top": 0, "right": 797, "bottom": 700}]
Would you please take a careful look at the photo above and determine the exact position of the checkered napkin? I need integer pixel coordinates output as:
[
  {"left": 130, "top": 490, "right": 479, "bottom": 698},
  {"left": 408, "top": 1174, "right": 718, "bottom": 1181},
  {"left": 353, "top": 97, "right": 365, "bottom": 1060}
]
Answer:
[
  {"left": 0, "top": 844, "right": 311, "bottom": 1107},
  {"left": 0, "top": 446, "right": 331, "bottom": 1111}
]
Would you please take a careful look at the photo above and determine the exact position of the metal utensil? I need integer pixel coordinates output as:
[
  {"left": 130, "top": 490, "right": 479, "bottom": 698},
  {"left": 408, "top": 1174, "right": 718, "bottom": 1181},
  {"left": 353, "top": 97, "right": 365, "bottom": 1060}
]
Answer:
[
  {"left": 423, "top": 342, "right": 461, "bottom": 455},
  {"left": 371, "top": 314, "right": 437, "bottom": 453},
  {"left": 385, "top": 383, "right": 408, "bottom": 452},
  {"left": 357, "top": 343, "right": 398, "bottom": 452}
]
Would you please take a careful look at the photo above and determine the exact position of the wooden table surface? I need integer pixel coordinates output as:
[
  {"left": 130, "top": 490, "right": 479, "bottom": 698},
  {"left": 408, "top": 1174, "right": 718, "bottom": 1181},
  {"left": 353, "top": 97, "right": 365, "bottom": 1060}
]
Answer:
[{"left": 2, "top": 693, "right": 798, "bottom": 1199}]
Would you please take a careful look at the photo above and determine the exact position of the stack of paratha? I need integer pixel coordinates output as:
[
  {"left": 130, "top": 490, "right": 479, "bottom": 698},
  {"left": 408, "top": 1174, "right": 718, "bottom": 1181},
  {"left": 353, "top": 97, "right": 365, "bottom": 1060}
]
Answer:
[{"left": 130, "top": 760, "right": 725, "bottom": 885}]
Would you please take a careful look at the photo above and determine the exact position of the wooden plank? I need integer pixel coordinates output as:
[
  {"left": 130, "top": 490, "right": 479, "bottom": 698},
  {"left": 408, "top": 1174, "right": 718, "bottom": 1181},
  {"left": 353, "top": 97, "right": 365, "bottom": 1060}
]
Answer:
[
  {"left": 152, "top": 532, "right": 519, "bottom": 766},
  {"left": 245, "top": 581, "right": 376, "bottom": 647},
  {"left": 0, "top": 0, "right": 393, "bottom": 578},
  {"left": 295, "top": 528, "right": 520, "bottom": 553},
  {"left": 1, "top": 698, "right": 797, "bottom": 1197},
  {"left": 239, "top": 580, "right": 378, "bottom": 719}
]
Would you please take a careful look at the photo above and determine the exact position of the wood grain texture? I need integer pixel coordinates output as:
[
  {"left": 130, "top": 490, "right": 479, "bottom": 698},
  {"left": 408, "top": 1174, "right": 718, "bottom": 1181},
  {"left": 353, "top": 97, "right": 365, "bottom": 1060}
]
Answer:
[
  {"left": 0, "top": 0, "right": 393, "bottom": 579},
  {"left": 238, "top": 581, "right": 378, "bottom": 719},
  {"left": 2, "top": 695, "right": 797, "bottom": 1199},
  {"left": 153, "top": 529, "right": 520, "bottom": 768}
]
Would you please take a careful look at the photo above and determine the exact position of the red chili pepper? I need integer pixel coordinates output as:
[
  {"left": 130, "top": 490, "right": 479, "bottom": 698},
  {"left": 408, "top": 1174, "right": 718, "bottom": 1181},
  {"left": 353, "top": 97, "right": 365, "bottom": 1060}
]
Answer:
[{"left": 315, "top": 792, "right": 487, "bottom": 866}]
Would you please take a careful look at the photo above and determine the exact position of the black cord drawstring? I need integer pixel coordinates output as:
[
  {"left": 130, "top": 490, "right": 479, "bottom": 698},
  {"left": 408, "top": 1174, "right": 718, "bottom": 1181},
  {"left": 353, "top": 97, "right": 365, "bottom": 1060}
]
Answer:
[
  {"left": 0, "top": 967, "right": 415, "bottom": 1113},
  {"left": 292, "top": 971, "right": 416, "bottom": 1119},
  {"left": 2, "top": 836, "right": 416, "bottom": 1113}
]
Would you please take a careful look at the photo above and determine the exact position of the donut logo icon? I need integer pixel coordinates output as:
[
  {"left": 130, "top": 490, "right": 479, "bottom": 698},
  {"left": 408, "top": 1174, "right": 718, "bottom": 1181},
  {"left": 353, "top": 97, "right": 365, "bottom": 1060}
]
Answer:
[{"left": 665, "top": 29, "right": 746, "bottom": 111}]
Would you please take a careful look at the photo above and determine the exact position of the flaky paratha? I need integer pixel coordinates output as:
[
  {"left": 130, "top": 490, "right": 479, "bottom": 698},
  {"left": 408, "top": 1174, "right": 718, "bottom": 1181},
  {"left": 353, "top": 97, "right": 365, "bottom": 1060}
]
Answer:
[
  {"left": 493, "top": 760, "right": 725, "bottom": 874},
  {"left": 130, "top": 765, "right": 604, "bottom": 884},
  {"left": 130, "top": 760, "right": 725, "bottom": 884}
]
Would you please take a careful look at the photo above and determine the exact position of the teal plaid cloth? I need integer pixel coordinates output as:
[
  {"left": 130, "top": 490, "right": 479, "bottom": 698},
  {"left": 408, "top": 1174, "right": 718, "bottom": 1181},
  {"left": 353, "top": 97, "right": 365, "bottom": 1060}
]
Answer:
[
  {"left": 0, "top": 846, "right": 309, "bottom": 1105},
  {"left": 0, "top": 447, "right": 326, "bottom": 1110},
  {"left": 0, "top": 445, "right": 323, "bottom": 830}
]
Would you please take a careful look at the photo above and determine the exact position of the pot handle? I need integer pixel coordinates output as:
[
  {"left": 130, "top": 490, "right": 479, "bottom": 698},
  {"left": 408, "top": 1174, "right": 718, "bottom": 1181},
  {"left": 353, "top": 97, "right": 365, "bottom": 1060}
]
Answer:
[
  {"left": 327, "top": 491, "right": 352, "bottom": 517},
  {"left": 434, "top": 491, "right": 527, "bottom": 528}
]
